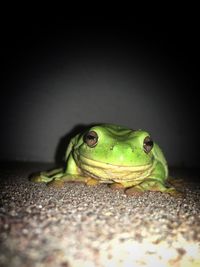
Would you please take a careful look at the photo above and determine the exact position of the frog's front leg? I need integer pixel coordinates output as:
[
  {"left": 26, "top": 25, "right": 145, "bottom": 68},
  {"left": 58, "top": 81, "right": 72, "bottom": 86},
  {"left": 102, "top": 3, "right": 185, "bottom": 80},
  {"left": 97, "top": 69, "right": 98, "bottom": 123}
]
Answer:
[
  {"left": 30, "top": 167, "right": 64, "bottom": 183},
  {"left": 47, "top": 152, "right": 101, "bottom": 187}
]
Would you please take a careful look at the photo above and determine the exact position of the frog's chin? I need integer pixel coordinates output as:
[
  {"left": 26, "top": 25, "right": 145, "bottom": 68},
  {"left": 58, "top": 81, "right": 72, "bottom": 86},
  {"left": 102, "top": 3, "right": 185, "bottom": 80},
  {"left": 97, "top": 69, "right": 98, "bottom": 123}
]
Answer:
[{"left": 75, "top": 153, "right": 154, "bottom": 183}]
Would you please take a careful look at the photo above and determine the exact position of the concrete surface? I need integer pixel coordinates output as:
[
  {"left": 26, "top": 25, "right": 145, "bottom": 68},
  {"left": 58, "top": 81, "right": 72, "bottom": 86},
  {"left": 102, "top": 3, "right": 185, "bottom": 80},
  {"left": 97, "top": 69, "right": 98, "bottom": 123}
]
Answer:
[{"left": 0, "top": 163, "right": 200, "bottom": 267}]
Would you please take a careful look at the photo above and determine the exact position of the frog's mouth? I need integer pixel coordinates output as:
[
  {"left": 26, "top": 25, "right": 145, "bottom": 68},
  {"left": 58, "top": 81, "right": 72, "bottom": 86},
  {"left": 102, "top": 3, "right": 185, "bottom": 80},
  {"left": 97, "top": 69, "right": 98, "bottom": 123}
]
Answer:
[{"left": 75, "top": 153, "right": 154, "bottom": 184}]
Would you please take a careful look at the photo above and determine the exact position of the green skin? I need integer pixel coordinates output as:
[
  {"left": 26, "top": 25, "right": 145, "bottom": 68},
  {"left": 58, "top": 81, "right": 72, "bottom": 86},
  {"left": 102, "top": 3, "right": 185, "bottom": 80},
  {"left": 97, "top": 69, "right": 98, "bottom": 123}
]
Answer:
[{"left": 32, "top": 124, "right": 180, "bottom": 195}]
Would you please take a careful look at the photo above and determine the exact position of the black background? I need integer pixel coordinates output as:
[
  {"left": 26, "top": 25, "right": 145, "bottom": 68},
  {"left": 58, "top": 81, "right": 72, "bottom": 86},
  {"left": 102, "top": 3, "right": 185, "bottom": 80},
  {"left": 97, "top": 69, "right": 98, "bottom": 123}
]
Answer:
[{"left": 0, "top": 19, "right": 199, "bottom": 167}]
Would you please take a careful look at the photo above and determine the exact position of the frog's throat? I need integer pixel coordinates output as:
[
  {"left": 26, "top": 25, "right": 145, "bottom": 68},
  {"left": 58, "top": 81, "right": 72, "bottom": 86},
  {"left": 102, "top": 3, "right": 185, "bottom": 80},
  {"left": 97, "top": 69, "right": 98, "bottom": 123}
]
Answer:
[{"left": 74, "top": 153, "right": 154, "bottom": 183}]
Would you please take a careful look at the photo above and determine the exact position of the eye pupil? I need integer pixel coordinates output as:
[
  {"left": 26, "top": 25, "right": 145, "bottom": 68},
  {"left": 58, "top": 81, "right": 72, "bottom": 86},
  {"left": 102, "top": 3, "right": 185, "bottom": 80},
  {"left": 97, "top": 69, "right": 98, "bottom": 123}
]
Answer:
[
  {"left": 143, "top": 136, "right": 153, "bottom": 153},
  {"left": 87, "top": 135, "right": 95, "bottom": 140},
  {"left": 84, "top": 131, "right": 98, "bottom": 147},
  {"left": 146, "top": 140, "right": 153, "bottom": 146}
]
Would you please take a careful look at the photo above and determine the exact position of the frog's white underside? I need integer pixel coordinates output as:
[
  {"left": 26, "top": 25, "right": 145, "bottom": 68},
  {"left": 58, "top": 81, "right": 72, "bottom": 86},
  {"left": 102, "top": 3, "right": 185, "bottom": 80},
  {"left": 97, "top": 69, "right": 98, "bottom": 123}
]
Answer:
[{"left": 75, "top": 154, "right": 154, "bottom": 183}]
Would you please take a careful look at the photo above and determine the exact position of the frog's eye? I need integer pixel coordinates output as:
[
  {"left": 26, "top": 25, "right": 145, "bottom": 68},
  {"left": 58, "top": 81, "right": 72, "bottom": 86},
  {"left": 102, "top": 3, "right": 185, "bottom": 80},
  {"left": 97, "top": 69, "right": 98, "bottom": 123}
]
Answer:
[
  {"left": 83, "top": 131, "right": 98, "bottom": 147},
  {"left": 143, "top": 136, "right": 153, "bottom": 153}
]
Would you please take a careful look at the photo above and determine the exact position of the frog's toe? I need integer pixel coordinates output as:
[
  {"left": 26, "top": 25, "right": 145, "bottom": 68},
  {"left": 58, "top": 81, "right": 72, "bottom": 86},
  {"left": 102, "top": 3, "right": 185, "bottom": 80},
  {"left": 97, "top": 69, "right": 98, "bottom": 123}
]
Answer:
[
  {"left": 47, "top": 179, "right": 65, "bottom": 188},
  {"left": 85, "top": 178, "right": 100, "bottom": 186},
  {"left": 30, "top": 174, "right": 45, "bottom": 183},
  {"left": 125, "top": 186, "right": 144, "bottom": 196},
  {"left": 109, "top": 183, "right": 125, "bottom": 191}
]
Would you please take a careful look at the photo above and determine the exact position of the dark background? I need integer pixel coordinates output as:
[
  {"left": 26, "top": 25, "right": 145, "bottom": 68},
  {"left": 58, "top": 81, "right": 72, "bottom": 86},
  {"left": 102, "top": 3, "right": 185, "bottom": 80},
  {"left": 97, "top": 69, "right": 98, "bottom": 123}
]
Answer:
[{"left": 0, "top": 20, "right": 199, "bottom": 167}]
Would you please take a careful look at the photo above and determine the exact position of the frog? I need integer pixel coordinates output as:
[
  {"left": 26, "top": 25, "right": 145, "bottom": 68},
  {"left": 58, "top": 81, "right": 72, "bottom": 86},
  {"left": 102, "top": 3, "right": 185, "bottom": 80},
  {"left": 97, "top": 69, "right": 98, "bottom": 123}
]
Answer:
[{"left": 31, "top": 124, "right": 181, "bottom": 196}]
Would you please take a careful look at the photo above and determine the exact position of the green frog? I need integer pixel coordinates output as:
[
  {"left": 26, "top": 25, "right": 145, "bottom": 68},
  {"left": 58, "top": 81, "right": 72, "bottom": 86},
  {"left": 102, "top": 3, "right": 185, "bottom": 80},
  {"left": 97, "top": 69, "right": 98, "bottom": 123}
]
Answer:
[{"left": 31, "top": 124, "right": 181, "bottom": 196}]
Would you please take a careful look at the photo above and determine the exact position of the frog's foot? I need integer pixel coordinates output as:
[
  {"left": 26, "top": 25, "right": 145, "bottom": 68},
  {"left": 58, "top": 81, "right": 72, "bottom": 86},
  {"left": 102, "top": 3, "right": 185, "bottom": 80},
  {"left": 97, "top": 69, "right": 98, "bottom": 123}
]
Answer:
[
  {"left": 42, "top": 168, "right": 64, "bottom": 177},
  {"left": 125, "top": 185, "right": 145, "bottom": 196},
  {"left": 125, "top": 179, "right": 184, "bottom": 197},
  {"left": 47, "top": 175, "right": 100, "bottom": 187},
  {"left": 109, "top": 183, "right": 125, "bottom": 191},
  {"left": 148, "top": 179, "right": 184, "bottom": 197},
  {"left": 61, "top": 174, "right": 95, "bottom": 184},
  {"left": 30, "top": 173, "right": 54, "bottom": 183},
  {"left": 85, "top": 177, "right": 100, "bottom": 186},
  {"left": 47, "top": 179, "right": 65, "bottom": 188},
  {"left": 30, "top": 168, "right": 64, "bottom": 183},
  {"left": 125, "top": 179, "right": 165, "bottom": 196}
]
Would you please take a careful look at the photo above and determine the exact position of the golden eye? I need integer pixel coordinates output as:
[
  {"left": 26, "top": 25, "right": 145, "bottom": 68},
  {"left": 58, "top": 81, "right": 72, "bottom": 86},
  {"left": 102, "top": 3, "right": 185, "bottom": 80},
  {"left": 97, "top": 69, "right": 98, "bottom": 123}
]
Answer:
[
  {"left": 143, "top": 136, "right": 153, "bottom": 153},
  {"left": 83, "top": 131, "right": 98, "bottom": 147}
]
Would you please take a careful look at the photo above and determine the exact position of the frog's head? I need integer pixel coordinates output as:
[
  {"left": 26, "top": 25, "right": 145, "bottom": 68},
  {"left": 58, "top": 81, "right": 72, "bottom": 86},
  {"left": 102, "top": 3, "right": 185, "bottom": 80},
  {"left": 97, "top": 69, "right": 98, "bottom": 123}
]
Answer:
[{"left": 71, "top": 124, "right": 155, "bottom": 181}]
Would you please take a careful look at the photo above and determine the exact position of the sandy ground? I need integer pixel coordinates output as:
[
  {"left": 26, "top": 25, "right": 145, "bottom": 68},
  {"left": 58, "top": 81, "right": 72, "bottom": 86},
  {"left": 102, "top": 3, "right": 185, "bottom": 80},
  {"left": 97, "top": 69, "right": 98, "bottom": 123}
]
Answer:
[{"left": 0, "top": 162, "right": 200, "bottom": 267}]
